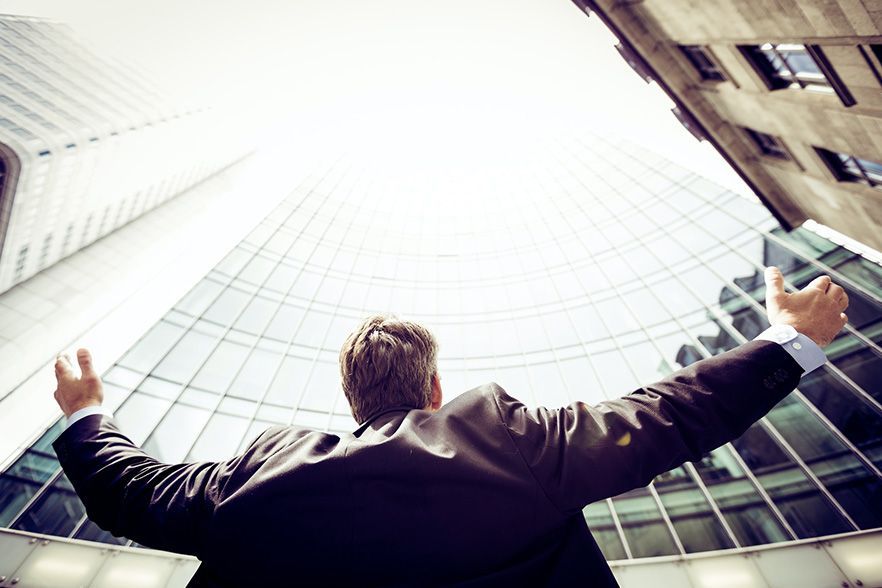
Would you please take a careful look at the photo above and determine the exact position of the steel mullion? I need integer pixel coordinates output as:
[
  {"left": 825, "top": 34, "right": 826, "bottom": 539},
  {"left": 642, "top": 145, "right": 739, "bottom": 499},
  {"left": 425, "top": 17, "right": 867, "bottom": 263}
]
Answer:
[
  {"left": 548, "top": 137, "right": 735, "bottom": 553},
  {"left": 560, "top": 134, "right": 800, "bottom": 541}
]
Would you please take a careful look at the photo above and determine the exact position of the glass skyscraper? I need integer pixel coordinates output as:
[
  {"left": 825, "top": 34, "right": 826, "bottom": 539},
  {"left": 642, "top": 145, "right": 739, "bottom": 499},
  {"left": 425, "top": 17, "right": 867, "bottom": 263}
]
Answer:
[
  {"left": 0, "top": 14, "right": 252, "bottom": 294},
  {"left": 1, "top": 134, "right": 880, "bottom": 585}
]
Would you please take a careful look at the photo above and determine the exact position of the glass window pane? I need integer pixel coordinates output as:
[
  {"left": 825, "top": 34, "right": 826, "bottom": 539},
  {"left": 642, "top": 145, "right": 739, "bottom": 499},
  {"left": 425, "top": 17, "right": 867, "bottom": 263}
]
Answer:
[
  {"left": 152, "top": 330, "right": 220, "bottom": 384},
  {"left": 114, "top": 392, "right": 173, "bottom": 445},
  {"left": 557, "top": 356, "right": 604, "bottom": 404},
  {"left": 0, "top": 450, "right": 59, "bottom": 526},
  {"left": 141, "top": 404, "right": 212, "bottom": 462},
  {"left": 693, "top": 447, "right": 790, "bottom": 546},
  {"left": 529, "top": 362, "right": 569, "bottom": 407},
  {"left": 765, "top": 396, "right": 882, "bottom": 529},
  {"left": 612, "top": 487, "right": 679, "bottom": 558},
  {"left": 298, "top": 361, "right": 340, "bottom": 412},
  {"left": 233, "top": 295, "right": 280, "bottom": 335},
  {"left": 191, "top": 340, "right": 251, "bottom": 393},
  {"left": 584, "top": 500, "right": 627, "bottom": 560},
  {"left": 117, "top": 321, "right": 185, "bottom": 373},
  {"left": 239, "top": 253, "right": 277, "bottom": 285},
  {"left": 13, "top": 473, "right": 84, "bottom": 537},
  {"left": 266, "top": 355, "right": 313, "bottom": 407},
  {"left": 228, "top": 348, "right": 284, "bottom": 400},
  {"left": 828, "top": 336, "right": 882, "bottom": 403},
  {"left": 296, "top": 311, "right": 332, "bottom": 348},
  {"left": 796, "top": 366, "right": 882, "bottom": 469},
  {"left": 265, "top": 303, "right": 305, "bottom": 342},
  {"left": 592, "top": 349, "right": 638, "bottom": 398},
  {"left": 175, "top": 279, "right": 224, "bottom": 317},
  {"left": 188, "top": 413, "right": 250, "bottom": 461},
  {"left": 654, "top": 467, "right": 735, "bottom": 552},
  {"left": 731, "top": 423, "right": 851, "bottom": 537},
  {"left": 73, "top": 518, "right": 126, "bottom": 545},
  {"left": 203, "top": 287, "right": 251, "bottom": 326}
]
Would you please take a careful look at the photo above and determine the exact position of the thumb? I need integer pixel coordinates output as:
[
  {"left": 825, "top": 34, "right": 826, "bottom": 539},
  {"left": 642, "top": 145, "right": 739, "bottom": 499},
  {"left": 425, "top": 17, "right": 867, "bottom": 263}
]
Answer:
[
  {"left": 764, "top": 266, "right": 786, "bottom": 310},
  {"left": 76, "top": 348, "right": 96, "bottom": 378}
]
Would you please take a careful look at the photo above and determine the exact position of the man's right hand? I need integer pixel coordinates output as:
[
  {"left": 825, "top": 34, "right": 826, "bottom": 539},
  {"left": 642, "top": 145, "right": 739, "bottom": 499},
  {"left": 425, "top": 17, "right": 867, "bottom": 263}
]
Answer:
[
  {"left": 764, "top": 266, "right": 849, "bottom": 347},
  {"left": 54, "top": 349, "right": 104, "bottom": 418}
]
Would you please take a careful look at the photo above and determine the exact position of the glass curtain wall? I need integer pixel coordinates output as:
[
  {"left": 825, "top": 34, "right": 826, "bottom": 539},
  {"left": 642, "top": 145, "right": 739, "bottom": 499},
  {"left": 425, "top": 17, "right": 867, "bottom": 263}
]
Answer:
[{"left": 1, "top": 134, "right": 880, "bottom": 558}]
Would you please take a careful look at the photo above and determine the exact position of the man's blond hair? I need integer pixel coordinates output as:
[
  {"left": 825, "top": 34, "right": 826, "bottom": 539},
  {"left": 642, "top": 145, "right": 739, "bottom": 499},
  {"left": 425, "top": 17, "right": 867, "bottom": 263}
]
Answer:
[{"left": 339, "top": 314, "right": 438, "bottom": 424}]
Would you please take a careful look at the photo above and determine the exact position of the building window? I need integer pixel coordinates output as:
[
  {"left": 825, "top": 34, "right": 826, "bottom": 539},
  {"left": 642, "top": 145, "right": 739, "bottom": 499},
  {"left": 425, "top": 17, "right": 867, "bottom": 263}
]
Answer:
[
  {"left": 743, "top": 128, "right": 789, "bottom": 160},
  {"left": 816, "top": 147, "right": 882, "bottom": 189},
  {"left": 679, "top": 45, "right": 725, "bottom": 81},
  {"left": 739, "top": 44, "right": 855, "bottom": 106},
  {"left": 871, "top": 44, "right": 882, "bottom": 65}
]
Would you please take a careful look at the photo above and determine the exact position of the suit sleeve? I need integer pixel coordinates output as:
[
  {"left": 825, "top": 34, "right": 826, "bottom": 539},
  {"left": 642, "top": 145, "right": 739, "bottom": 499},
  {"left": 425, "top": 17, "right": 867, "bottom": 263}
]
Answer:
[
  {"left": 493, "top": 340, "right": 803, "bottom": 513},
  {"left": 52, "top": 417, "right": 278, "bottom": 556}
]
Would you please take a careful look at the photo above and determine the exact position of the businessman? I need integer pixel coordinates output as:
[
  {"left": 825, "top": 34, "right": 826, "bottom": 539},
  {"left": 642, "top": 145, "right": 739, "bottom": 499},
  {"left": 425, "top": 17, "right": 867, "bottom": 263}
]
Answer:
[{"left": 52, "top": 266, "right": 848, "bottom": 587}]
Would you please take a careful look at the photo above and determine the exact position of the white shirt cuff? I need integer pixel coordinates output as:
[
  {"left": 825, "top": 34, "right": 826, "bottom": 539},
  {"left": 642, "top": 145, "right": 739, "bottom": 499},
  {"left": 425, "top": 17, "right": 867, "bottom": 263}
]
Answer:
[
  {"left": 755, "top": 324, "right": 827, "bottom": 375},
  {"left": 65, "top": 405, "right": 113, "bottom": 430}
]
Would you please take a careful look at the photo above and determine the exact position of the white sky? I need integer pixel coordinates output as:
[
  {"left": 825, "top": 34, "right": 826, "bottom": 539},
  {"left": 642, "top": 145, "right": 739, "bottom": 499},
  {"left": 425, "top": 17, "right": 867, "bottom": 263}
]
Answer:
[{"left": 0, "top": 0, "right": 752, "bottom": 195}]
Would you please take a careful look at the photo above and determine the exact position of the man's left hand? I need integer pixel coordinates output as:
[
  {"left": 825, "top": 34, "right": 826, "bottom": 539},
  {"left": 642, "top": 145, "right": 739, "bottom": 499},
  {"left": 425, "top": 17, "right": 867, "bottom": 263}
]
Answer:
[{"left": 54, "top": 349, "right": 104, "bottom": 418}]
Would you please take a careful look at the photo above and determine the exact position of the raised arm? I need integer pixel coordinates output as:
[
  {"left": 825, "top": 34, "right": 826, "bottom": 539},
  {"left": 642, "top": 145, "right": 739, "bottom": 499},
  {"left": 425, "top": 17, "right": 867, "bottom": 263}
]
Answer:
[
  {"left": 52, "top": 415, "right": 237, "bottom": 555},
  {"left": 496, "top": 267, "right": 849, "bottom": 513},
  {"left": 51, "top": 350, "right": 262, "bottom": 555}
]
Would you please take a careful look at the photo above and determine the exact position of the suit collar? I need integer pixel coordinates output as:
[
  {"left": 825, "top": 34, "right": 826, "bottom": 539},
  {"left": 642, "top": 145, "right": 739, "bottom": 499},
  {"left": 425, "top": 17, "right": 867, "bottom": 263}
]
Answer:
[{"left": 353, "top": 405, "right": 417, "bottom": 436}]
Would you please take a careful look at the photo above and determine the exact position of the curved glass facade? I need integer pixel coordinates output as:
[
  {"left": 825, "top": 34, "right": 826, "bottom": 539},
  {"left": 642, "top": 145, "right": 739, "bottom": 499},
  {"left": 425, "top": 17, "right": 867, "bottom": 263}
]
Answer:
[{"left": 1, "top": 135, "right": 880, "bottom": 559}]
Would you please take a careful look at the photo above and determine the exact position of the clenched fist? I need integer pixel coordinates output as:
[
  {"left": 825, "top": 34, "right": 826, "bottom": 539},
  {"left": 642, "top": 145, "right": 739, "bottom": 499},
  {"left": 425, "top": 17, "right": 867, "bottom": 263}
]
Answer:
[
  {"left": 764, "top": 266, "right": 849, "bottom": 347},
  {"left": 54, "top": 349, "right": 104, "bottom": 417}
]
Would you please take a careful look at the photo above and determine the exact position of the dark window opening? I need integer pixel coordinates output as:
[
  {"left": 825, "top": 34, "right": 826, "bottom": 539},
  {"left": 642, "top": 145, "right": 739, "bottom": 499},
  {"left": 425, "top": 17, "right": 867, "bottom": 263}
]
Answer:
[
  {"left": 739, "top": 43, "right": 855, "bottom": 106},
  {"left": 871, "top": 44, "right": 882, "bottom": 65},
  {"left": 679, "top": 45, "right": 725, "bottom": 81},
  {"left": 743, "top": 127, "right": 789, "bottom": 159},
  {"left": 816, "top": 147, "right": 882, "bottom": 189}
]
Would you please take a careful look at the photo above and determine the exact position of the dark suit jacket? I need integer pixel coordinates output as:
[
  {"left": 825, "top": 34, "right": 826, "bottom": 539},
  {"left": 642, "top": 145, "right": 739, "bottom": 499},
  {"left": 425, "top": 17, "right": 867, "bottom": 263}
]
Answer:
[{"left": 53, "top": 340, "right": 803, "bottom": 587}]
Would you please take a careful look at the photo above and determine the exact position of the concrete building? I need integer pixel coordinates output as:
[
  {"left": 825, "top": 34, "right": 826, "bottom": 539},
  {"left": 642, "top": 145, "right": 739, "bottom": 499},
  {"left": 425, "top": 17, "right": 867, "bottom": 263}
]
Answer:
[
  {"left": 0, "top": 134, "right": 879, "bottom": 587},
  {"left": 571, "top": 0, "right": 882, "bottom": 252},
  {"left": 0, "top": 14, "right": 252, "bottom": 294}
]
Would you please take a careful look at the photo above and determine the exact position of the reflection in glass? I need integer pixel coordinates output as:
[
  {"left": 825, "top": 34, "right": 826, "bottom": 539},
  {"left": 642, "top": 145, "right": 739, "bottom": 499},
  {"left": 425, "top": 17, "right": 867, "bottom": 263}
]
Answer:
[
  {"left": 796, "top": 366, "right": 882, "bottom": 469},
  {"left": 0, "top": 420, "right": 63, "bottom": 524},
  {"left": 693, "top": 447, "right": 790, "bottom": 546},
  {"left": 653, "top": 467, "right": 734, "bottom": 552},
  {"left": 766, "top": 396, "right": 882, "bottom": 529},
  {"left": 612, "top": 487, "right": 679, "bottom": 558},
  {"left": 13, "top": 473, "right": 85, "bottom": 536},
  {"left": 583, "top": 500, "right": 627, "bottom": 561},
  {"left": 731, "top": 424, "right": 852, "bottom": 537}
]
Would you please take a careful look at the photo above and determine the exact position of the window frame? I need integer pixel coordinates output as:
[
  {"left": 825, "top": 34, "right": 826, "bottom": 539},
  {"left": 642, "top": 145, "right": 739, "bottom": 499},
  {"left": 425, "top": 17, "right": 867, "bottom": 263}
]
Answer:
[
  {"left": 738, "top": 43, "right": 856, "bottom": 107},
  {"left": 679, "top": 45, "right": 726, "bottom": 82},
  {"left": 742, "top": 127, "right": 791, "bottom": 160},
  {"left": 815, "top": 147, "right": 882, "bottom": 189}
]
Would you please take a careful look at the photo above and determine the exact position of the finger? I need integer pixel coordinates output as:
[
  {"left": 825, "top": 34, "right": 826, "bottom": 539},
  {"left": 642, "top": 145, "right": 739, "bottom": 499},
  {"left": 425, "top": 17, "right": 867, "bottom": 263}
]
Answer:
[
  {"left": 764, "top": 266, "right": 786, "bottom": 302},
  {"left": 839, "top": 291, "right": 849, "bottom": 311},
  {"left": 55, "top": 354, "right": 74, "bottom": 379},
  {"left": 840, "top": 313, "right": 848, "bottom": 326},
  {"left": 827, "top": 283, "right": 845, "bottom": 300},
  {"left": 807, "top": 274, "right": 832, "bottom": 292},
  {"left": 77, "top": 348, "right": 96, "bottom": 378}
]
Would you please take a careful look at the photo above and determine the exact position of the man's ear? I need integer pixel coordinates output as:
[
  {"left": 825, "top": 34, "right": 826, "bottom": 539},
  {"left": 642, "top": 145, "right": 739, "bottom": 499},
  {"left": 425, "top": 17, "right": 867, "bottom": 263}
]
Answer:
[{"left": 430, "top": 373, "right": 443, "bottom": 411}]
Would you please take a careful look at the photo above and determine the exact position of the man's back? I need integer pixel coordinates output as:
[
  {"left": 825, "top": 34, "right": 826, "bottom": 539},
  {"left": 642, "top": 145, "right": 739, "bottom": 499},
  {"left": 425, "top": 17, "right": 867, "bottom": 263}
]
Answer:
[{"left": 199, "top": 385, "right": 613, "bottom": 586}]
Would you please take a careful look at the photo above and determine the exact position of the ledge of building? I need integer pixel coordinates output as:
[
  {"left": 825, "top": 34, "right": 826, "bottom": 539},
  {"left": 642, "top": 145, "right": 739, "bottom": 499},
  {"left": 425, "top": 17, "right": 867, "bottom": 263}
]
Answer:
[{"left": 0, "top": 527, "right": 879, "bottom": 587}]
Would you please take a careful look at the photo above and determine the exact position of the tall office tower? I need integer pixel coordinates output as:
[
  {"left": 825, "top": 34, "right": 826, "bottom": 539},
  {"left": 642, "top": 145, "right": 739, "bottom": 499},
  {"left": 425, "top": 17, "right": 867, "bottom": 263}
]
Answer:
[
  {"left": 571, "top": 0, "right": 882, "bottom": 252},
  {"left": 0, "top": 134, "right": 880, "bottom": 587},
  {"left": 0, "top": 14, "right": 253, "bottom": 294}
]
